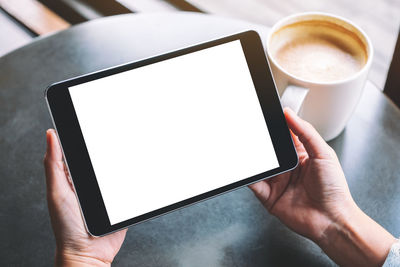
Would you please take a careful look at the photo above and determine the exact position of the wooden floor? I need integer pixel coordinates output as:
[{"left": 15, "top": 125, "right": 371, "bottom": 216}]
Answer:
[
  {"left": 0, "top": 8, "right": 32, "bottom": 55},
  {"left": 188, "top": 0, "right": 400, "bottom": 88},
  {"left": 1, "top": 0, "right": 399, "bottom": 88}
]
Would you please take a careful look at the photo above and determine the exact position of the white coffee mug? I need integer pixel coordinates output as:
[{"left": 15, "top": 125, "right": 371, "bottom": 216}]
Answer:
[{"left": 266, "top": 12, "right": 373, "bottom": 141}]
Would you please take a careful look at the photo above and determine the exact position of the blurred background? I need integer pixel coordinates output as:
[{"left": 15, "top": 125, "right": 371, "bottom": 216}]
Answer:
[{"left": 1, "top": 0, "right": 399, "bottom": 89}]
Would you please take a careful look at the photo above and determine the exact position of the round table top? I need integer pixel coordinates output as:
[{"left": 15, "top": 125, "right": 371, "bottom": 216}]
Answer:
[{"left": 1, "top": 12, "right": 399, "bottom": 266}]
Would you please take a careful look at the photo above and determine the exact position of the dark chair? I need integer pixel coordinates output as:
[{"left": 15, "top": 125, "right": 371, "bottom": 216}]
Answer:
[{"left": 384, "top": 30, "right": 400, "bottom": 108}]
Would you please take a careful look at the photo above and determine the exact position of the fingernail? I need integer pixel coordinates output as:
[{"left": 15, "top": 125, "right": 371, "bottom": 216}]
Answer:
[
  {"left": 286, "top": 108, "right": 299, "bottom": 119},
  {"left": 46, "top": 129, "right": 53, "bottom": 153},
  {"left": 46, "top": 129, "right": 50, "bottom": 152},
  {"left": 285, "top": 107, "right": 294, "bottom": 114}
]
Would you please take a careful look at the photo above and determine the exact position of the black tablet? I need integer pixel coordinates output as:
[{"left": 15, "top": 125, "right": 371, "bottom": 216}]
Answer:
[{"left": 45, "top": 30, "right": 298, "bottom": 236}]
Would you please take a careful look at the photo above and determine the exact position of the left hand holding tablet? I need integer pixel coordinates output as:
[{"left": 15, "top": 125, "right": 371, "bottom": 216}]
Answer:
[{"left": 44, "top": 129, "right": 126, "bottom": 267}]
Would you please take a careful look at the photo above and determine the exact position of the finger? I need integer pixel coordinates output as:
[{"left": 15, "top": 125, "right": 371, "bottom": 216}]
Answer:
[
  {"left": 249, "top": 181, "right": 271, "bottom": 208},
  {"left": 44, "top": 129, "right": 71, "bottom": 196},
  {"left": 45, "top": 129, "right": 63, "bottom": 162},
  {"left": 284, "top": 108, "right": 331, "bottom": 158},
  {"left": 290, "top": 131, "right": 305, "bottom": 154}
]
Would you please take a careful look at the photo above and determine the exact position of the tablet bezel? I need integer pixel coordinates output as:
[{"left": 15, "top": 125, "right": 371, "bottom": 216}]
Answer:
[{"left": 45, "top": 30, "right": 298, "bottom": 236}]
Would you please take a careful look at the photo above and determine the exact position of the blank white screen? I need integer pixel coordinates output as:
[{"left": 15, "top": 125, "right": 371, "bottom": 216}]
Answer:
[{"left": 69, "top": 40, "right": 279, "bottom": 225}]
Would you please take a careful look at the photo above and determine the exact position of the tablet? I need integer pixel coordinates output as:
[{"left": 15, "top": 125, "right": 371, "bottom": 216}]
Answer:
[{"left": 45, "top": 30, "right": 298, "bottom": 236}]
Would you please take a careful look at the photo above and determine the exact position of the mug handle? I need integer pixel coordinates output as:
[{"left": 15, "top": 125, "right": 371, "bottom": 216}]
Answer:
[{"left": 280, "top": 85, "right": 309, "bottom": 114}]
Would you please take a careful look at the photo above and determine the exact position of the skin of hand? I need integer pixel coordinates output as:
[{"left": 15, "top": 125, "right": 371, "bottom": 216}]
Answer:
[
  {"left": 250, "top": 108, "right": 396, "bottom": 267},
  {"left": 44, "top": 129, "right": 127, "bottom": 267}
]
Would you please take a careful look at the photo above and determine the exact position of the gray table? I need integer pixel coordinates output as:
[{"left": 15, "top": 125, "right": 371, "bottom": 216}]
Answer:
[{"left": 1, "top": 12, "right": 399, "bottom": 267}]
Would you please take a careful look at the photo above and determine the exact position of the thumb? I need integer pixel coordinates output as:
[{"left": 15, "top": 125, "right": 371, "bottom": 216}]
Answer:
[
  {"left": 284, "top": 108, "right": 332, "bottom": 158},
  {"left": 44, "top": 129, "right": 71, "bottom": 197}
]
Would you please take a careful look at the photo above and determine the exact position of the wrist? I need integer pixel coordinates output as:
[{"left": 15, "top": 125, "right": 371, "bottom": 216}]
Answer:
[
  {"left": 55, "top": 251, "right": 111, "bottom": 267},
  {"left": 316, "top": 199, "right": 358, "bottom": 247},
  {"left": 317, "top": 203, "right": 395, "bottom": 267}
]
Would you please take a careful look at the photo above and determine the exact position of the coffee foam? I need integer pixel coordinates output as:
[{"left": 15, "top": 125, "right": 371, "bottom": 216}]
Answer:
[{"left": 270, "top": 20, "right": 368, "bottom": 83}]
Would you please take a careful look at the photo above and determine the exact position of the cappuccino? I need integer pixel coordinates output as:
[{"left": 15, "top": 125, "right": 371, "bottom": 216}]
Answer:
[{"left": 270, "top": 20, "right": 368, "bottom": 82}]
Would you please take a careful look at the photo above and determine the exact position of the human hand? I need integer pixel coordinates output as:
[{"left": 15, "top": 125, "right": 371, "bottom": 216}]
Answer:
[
  {"left": 250, "top": 108, "right": 395, "bottom": 267},
  {"left": 250, "top": 108, "right": 353, "bottom": 242},
  {"left": 44, "top": 129, "right": 127, "bottom": 267}
]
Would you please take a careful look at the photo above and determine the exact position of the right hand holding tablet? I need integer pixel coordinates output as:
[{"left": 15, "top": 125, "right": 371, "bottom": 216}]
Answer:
[{"left": 250, "top": 108, "right": 395, "bottom": 267}]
